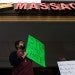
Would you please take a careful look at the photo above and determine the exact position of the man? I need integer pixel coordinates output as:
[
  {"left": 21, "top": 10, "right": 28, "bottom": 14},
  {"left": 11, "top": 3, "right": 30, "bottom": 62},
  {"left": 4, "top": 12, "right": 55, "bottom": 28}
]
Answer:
[{"left": 9, "top": 40, "right": 34, "bottom": 75}]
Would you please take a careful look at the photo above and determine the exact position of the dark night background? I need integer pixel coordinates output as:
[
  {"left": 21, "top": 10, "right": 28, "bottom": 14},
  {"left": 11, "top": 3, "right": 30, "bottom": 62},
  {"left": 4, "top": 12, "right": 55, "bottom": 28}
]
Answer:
[
  {"left": 0, "top": 21, "right": 75, "bottom": 75},
  {"left": 0, "top": 21, "right": 75, "bottom": 67}
]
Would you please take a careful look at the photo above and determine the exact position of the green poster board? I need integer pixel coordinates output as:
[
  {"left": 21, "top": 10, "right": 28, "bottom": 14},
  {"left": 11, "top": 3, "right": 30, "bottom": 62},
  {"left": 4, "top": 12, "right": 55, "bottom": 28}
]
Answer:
[{"left": 26, "top": 35, "right": 46, "bottom": 67}]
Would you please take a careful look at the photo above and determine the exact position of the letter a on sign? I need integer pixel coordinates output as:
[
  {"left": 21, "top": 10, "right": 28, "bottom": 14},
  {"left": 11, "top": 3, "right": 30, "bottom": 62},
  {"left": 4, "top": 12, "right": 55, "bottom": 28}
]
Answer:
[{"left": 26, "top": 35, "right": 46, "bottom": 67}]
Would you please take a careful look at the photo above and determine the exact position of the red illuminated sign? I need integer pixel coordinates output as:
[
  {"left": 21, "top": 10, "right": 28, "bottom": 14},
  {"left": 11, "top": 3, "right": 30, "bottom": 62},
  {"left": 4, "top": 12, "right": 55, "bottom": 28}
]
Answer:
[{"left": 14, "top": 3, "right": 75, "bottom": 10}]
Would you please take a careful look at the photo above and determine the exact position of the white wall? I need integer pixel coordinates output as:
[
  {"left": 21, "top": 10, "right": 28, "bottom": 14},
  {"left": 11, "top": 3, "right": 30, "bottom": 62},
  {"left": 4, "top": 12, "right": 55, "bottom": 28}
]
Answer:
[{"left": 0, "top": 0, "right": 41, "bottom": 3}]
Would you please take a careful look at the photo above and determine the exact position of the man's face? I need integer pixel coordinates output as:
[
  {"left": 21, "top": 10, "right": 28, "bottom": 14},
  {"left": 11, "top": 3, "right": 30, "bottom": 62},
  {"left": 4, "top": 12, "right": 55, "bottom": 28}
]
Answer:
[
  {"left": 18, "top": 41, "right": 25, "bottom": 50},
  {"left": 19, "top": 41, "right": 24, "bottom": 46}
]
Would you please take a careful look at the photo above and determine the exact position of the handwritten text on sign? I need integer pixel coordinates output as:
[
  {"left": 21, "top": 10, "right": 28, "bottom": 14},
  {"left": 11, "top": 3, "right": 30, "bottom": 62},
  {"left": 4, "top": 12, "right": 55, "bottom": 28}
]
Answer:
[
  {"left": 57, "top": 61, "right": 75, "bottom": 75},
  {"left": 26, "top": 35, "right": 46, "bottom": 67}
]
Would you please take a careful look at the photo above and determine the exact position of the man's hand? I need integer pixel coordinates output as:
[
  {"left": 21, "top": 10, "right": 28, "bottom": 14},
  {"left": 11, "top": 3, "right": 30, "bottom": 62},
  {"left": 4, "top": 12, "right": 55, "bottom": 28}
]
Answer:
[{"left": 22, "top": 52, "right": 27, "bottom": 59}]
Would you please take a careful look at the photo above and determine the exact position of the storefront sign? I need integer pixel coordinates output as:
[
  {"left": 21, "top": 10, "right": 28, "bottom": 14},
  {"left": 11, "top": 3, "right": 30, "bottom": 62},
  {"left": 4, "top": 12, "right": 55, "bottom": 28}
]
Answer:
[{"left": 0, "top": 2, "right": 75, "bottom": 16}]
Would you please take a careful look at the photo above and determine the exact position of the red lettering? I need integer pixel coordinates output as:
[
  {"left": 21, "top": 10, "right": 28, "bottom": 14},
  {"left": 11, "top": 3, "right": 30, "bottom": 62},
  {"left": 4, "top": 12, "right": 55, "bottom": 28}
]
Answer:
[
  {"left": 28, "top": 3, "right": 39, "bottom": 10},
  {"left": 61, "top": 3, "right": 71, "bottom": 10},
  {"left": 50, "top": 3, "right": 60, "bottom": 10},
  {"left": 15, "top": 3, "right": 27, "bottom": 9},
  {"left": 14, "top": 2, "right": 74, "bottom": 11},
  {"left": 40, "top": 3, "right": 49, "bottom": 10},
  {"left": 69, "top": 3, "right": 75, "bottom": 9}
]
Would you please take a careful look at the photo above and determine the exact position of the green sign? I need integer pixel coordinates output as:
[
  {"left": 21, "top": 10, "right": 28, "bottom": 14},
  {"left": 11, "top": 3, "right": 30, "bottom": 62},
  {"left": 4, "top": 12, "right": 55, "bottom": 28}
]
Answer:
[{"left": 26, "top": 35, "right": 46, "bottom": 67}]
